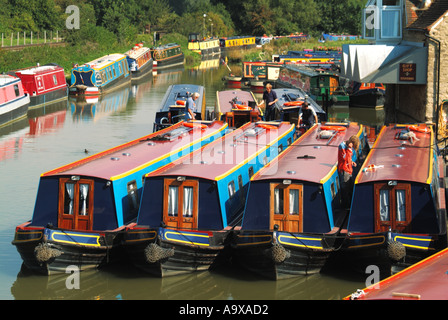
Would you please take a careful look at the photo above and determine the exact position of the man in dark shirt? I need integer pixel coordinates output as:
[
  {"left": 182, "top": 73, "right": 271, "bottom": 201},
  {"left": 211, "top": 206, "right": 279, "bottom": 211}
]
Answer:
[{"left": 259, "top": 83, "right": 278, "bottom": 121}]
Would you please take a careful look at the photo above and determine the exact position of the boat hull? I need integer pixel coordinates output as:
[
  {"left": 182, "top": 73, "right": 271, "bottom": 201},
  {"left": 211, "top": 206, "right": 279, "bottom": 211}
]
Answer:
[
  {"left": 349, "top": 91, "right": 385, "bottom": 108},
  {"left": 153, "top": 54, "right": 185, "bottom": 70},
  {"left": 29, "top": 87, "right": 68, "bottom": 108},
  {"left": 12, "top": 223, "right": 124, "bottom": 275},
  {"left": 0, "top": 95, "right": 30, "bottom": 127},
  {"left": 124, "top": 227, "right": 230, "bottom": 277},
  {"left": 69, "top": 73, "right": 131, "bottom": 96},
  {"left": 232, "top": 231, "right": 338, "bottom": 280},
  {"left": 130, "top": 58, "right": 153, "bottom": 81}
]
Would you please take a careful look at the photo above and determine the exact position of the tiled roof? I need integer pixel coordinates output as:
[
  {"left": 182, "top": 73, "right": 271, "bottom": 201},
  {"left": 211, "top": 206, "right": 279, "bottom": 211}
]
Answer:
[{"left": 406, "top": 0, "right": 448, "bottom": 30}]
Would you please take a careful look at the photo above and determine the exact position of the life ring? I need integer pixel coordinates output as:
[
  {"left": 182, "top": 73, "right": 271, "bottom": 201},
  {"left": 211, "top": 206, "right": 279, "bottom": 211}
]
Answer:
[
  {"left": 283, "top": 101, "right": 303, "bottom": 107},
  {"left": 183, "top": 122, "right": 207, "bottom": 129},
  {"left": 407, "top": 125, "right": 430, "bottom": 134},
  {"left": 258, "top": 124, "right": 278, "bottom": 130},
  {"left": 304, "top": 54, "right": 313, "bottom": 58},
  {"left": 176, "top": 100, "right": 186, "bottom": 105},
  {"left": 234, "top": 104, "right": 251, "bottom": 110},
  {"left": 320, "top": 125, "right": 346, "bottom": 131}
]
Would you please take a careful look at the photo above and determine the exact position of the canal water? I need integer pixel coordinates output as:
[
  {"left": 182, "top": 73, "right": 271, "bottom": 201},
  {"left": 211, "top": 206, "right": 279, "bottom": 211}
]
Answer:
[{"left": 0, "top": 60, "right": 385, "bottom": 301}]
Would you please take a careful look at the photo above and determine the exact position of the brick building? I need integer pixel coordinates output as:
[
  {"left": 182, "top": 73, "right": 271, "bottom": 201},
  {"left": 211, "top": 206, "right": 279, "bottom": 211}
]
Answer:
[{"left": 341, "top": 0, "right": 448, "bottom": 127}]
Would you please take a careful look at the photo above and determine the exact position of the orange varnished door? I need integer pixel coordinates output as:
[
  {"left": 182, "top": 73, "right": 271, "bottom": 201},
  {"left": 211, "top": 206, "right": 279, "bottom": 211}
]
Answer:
[
  {"left": 163, "top": 178, "right": 198, "bottom": 230},
  {"left": 374, "top": 183, "right": 411, "bottom": 233},
  {"left": 58, "top": 178, "right": 94, "bottom": 230},
  {"left": 270, "top": 183, "right": 303, "bottom": 232}
]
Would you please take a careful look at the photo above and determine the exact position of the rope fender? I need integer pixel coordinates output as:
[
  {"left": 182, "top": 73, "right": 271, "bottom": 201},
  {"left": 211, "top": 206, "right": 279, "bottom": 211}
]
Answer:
[
  {"left": 387, "top": 240, "right": 406, "bottom": 262},
  {"left": 265, "top": 243, "right": 290, "bottom": 263},
  {"left": 144, "top": 243, "right": 174, "bottom": 263},
  {"left": 34, "top": 243, "right": 62, "bottom": 263}
]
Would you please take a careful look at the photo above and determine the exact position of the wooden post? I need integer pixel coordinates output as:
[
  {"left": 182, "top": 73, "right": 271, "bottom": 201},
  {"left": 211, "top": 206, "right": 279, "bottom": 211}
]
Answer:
[
  {"left": 24, "top": 31, "right": 26, "bottom": 45},
  {"left": 44, "top": 31, "right": 46, "bottom": 43},
  {"left": 31, "top": 31, "right": 33, "bottom": 44},
  {"left": 10, "top": 33, "right": 12, "bottom": 46}
]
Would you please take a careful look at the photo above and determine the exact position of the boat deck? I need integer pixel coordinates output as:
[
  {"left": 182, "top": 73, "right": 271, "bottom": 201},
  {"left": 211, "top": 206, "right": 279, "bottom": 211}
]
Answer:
[{"left": 85, "top": 54, "right": 126, "bottom": 70}]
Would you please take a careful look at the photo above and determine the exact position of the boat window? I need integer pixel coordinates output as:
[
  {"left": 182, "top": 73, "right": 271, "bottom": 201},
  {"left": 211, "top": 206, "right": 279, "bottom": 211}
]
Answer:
[
  {"left": 183, "top": 186, "right": 193, "bottom": 217},
  {"left": 396, "top": 189, "right": 406, "bottom": 221},
  {"left": 118, "top": 62, "right": 122, "bottom": 74},
  {"left": 13, "top": 84, "right": 20, "bottom": 97},
  {"left": 274, "top": 188, "right": 284, "bottom": 214},
  {"left": 289, "top": 189, "right": 299, "bottom": 214},
  {"left": 127, "top": 180, "right": 139, "bottom": 214},
  {"left": 263, "top": 156, "right": 268, "bottom": 166},
  {"left": 379, "top": 189, "right": 390, "bottom": 221},
  {"left": 64, "top": 182, "right": 75, "bottom": 215},
  {"left": 112, "top": 66, "right": 116, "bottom": 78},
  {"left": 331, "top": 182, "right": 336, "bottom": 199},
  {"left": 228, "top": 181, "right": 236, "bottom": 198},
  {"left": 78, "top": 183, "right": 90, "bottom": 215},
  {"left": 168, "top": 186, "right": 179, "bottom": 216},
  {"left": 238, "top": 175, "right": 243, "bottom": 190},
  {"left": 287, "top": 137, "right": 292, "bottom": 146},
  {"left": 248, "top": 166, "right": 254, "bottom": 178},
  {"left": 278, "top": 145, "right": 283, "bottom": 153},
  {"left": 53, "top": 75, "right": 58, "bottom": 85}
]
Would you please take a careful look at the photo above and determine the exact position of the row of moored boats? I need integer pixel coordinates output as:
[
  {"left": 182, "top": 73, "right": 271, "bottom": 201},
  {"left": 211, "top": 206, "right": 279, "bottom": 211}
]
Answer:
[{"left": 12, "top": 79, "right": 446, "bottom": 281}]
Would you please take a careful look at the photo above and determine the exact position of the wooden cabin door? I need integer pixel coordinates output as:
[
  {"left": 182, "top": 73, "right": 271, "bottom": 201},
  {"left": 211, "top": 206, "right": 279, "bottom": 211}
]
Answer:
[
  {"left": 58, "top": 178, "right": 94, "bottom": 231},
  {"left": 270, "top": 183, "right": 303, "bottom": 232},
  {"left": 163, "top": 178, "right": 198, "bottom": 230},
  {"left": 374, "top": 183, "right": 411, "bottom": 233}
]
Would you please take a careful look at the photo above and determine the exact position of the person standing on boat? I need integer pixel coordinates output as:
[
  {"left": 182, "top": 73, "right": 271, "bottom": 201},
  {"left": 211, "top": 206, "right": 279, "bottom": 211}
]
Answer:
[
  {"left": 259, "top": 83, "right": 278, "bottom": 121},
  {"left": 185, "top": 92, "right": 200, "bottom": 120},
  {"left": 338, "top": 135, "right": 359, "bottom": 208},
  {"left": 298, "top": 102, "right": 318, "bottom": 130}
]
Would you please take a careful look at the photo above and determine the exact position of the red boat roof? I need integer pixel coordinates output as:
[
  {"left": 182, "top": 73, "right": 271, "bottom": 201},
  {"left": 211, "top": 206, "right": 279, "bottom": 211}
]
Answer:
[
  {"left": 146, "top": 121, "right": 295, "bottom": 181},
  {"left": 345, "top": 247, "right": 448, "bottom": 300},
  {"left": 41, "top": 121, "right": 227, "bottom": 181},
  {"left": 355, "top": 124, "right": 434, "bottom": 185},
  {"left": 13, "top": 65, "right": 64, "bottom": 76},
  {"left": 253, "top": 123, "right": 362, "bottom": 184}
]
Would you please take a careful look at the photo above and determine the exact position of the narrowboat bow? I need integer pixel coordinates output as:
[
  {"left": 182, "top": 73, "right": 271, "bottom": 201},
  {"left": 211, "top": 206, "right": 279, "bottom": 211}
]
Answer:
[
  {"left": 124, "top": 121, "right": 295, "bottom": 277},
  {"left": 69, "top": 54, "right": 131, "bottom": 96},
  {"left": 12, "top": 120, "right": 228, "bottom": 275},
  {"left": 340, "top": 123, "right": 447, "bottom": 277},
  {"left": 125, "top": 43, "right": 153, "bottom": 80},
  {"left": 151, "top": 43, "right": 184, "bottom": 70},
  {"left": 0, "top": 74, "right": 30, "bottom": 127},
  {"left": 232, "top": 122, "right": 368, "bottom": 280}
]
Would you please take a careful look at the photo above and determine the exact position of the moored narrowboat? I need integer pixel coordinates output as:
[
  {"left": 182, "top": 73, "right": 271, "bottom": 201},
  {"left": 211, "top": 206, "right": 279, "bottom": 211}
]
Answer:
[
  {"left": 12, "top": 120, "right": 228, "bottom": 275},
  {"left": 339, "top": 124, "right": 447, "bottom": 277},
  {"left": 151, "top": 43, "right": 184, "bottom": 70},
  {"left": 125, "top": 43, "right": 153, "bottom": 80},
  {"left": 0, "top": 74, "right": 30, "bottom": 127},
  {"left": 349, "top": 82, "right": 386, "bottom": 109},
  {"left": 219, "top": 36, "right": 256, "bottom": 52},
  {"left": 214, "top": 89, "right": 263, "bottom": 128},
  {"left": 273, "top": 88, "right": 327, "bottom": 126},
  {"left": 188, "top": 33, "right": 221, "bottom": 56},
  {"left": 69, "top": 53, "right": 131, "bottom": 96},
  {"left": 153, "top": 84, "right": 206, "bottom": 132},
  {"left": 124, "top": 121, "right": 296, "bottom": 277},
  {"left": 7, "top": 64, "right": 67, "bottom": 108},
  {"left": 232, "top": 122, "right": 368, "bottom": 280}
]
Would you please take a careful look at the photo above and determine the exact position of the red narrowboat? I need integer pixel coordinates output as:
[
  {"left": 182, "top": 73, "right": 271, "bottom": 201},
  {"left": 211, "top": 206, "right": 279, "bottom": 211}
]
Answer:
[
  {"left": 8, "top": 64, "right": 67, "bottom": 108},
  {"left": 0, "top": 74, "right": 30, "bottom": 127}
]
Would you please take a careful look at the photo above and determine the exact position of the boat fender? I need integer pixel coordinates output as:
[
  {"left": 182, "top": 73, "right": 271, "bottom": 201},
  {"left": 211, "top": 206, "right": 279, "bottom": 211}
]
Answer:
[
  {"left": 387, "top": 241, "right": 406, "bottom": 262},
  {"left": 267, "top": 243, "right": 290, "bottom": 263},
  {"left": 176, "top": 100, "right": 186, "bottom": 105},
  {"left": 144, "top": 243, "right": 174, "bottom": 263},
  {"left": 34, "top": 243, "right": 62, "bottom": 262},
  {"left": 183, "top": 122, "right": 208, "bottom": 129}
]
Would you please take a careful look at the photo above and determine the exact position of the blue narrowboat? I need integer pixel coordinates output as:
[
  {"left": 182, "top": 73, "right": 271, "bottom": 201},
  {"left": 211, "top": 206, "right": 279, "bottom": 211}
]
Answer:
[
  {"left": 153, "top": 84, "right": 206, "bottom": 132},
  {"left": 124, "top": 121, "right": 296, "bottom": 277},
  {"left": 69, "top": 54, "right": 131, "bottom": 96},
  {"left": 125, "top": 43, "right": 153, "bottom": 80},
  {"left": 12, "top": 120, "right": 228, "bottom": 275},
  {"left": 232, "top": 122, "right": 368, "bottom": 280},
  {"left": 340, "top": 124, "right": 447, "bottom": 276}
]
